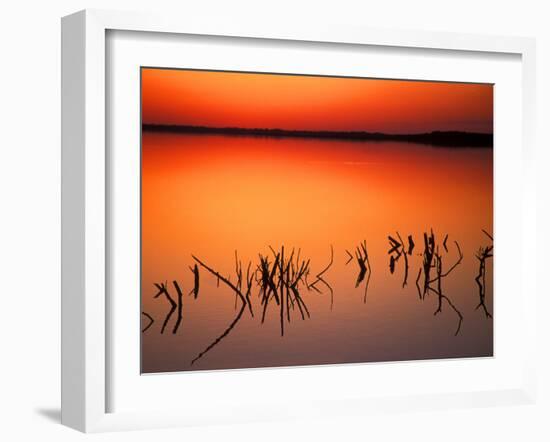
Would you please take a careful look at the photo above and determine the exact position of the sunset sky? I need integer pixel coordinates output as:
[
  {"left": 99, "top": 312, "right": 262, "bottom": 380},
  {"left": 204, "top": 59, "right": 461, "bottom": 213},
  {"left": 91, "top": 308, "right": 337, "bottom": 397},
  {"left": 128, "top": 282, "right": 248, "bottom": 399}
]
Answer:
[{"left": 141, "top": 68, "right": 493, "bottom": 134}]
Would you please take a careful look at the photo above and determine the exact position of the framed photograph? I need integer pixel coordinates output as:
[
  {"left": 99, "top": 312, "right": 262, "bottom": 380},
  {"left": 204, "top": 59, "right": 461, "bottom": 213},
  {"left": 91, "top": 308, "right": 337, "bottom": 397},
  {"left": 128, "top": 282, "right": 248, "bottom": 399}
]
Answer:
[{"left": 61, "top": 9, "right": 538, "bottom": 432}]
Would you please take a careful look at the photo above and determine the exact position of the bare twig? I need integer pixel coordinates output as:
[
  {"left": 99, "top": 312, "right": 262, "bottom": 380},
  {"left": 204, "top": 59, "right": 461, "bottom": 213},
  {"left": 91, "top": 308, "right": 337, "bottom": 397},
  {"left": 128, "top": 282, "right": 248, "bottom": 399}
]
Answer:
[
  {"left": 396, "top": 232, "right": 409, "bottom": 287},
  {"left": 154, "top": 282, "right": 177, "bottom": 334},
  {"left": 190, "top": 254, "right": 252, "bottom": 364},
  {"left": 345, "top": 249, "right": 354, "bottom": 265},
  {"left": 430, "top": 241, "right": 464, "bottom": 335},
  {"left": 475, "top": 230, "right": 493, "bottom": 319},
  {"left": 415, "top": 268, "right": 422, "bottom": 300},
  {"left": 172, "top": 280, "right": 184, "bottom": 334},
  {"left": 388, "top": 232, "right": 411, "bottom": 288},
  {"left": 416, "top": 230, "right": 464, "bottom": 335},
  {"left": 141, "top": 311, "right": 154, "bottom": 333},
  {"left": 428, "top": 241, "right": 462, "bottom": 282},
  {"left": 309, "top": 245, "right": 334, "bottom": 309},
  {"left": 407, "top": 235, "right": 415, "bottom": 254},
  {"left": 350, "top": 240, "right": 372, "bottom": 303},
  {"left": 188, "top": 263, "right": 200, "bottom": 299}
]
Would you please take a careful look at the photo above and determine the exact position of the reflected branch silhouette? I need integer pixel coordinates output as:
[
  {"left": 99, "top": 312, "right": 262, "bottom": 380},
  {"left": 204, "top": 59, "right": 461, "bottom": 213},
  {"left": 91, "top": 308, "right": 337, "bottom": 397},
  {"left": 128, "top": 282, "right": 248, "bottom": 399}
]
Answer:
[
  {"left": 257, "top": 251, "right": 281, "bottom": 323},
  {"left": 144, "top": 231, "right": 488, "bottom": 361},
  {"left": 429, "top": 240, "right": 464, "bottom": 335},
  {"left": 415, "top": 267, "right": 422, "bottom": 300},
  {"left": 154, "top": 282, "right": 177, "bottom": 334},
  {"left": 257, "top": 245, "right": 316, "bottom": 335},
  {"left": 388, "top": 231, "right": 410, "bottom": 288},
  {"left": 418, "top": 230, "right": 436, "bottom": 300},
  {"left": 475, "top": 229, "right": 493, "bottom": 319},
  {"left": 172, "top": 280, "right": 184, "bottom": 334},
  {"left": 278, "top": 246, "right": 286, "bottom": 336},
  {"left": 141, "top": 311, "right": 154, "bottom": 333},
  {"left": 351, "top": 240, "right": 372, "bottom": 303},
  {"left": 191, "top": 254, "right": 253, "bottom": 365},
  {"left": 188, "top": 263, "right": 200, "bottom": 299},
  {"left": 482, "top": 229, "right": 493, "bottom": 241},
  {"left": 407, "top": 235, "right": 415, "bottom": 254},
  {"left": 308, "top": 245, "right": 334, "bottom": 309},
  {"left": 416, "top": 231, "right": 464, "bottom": 335},
  {"left": 193, "top": 302, "right": 247, "bottom": 366}
]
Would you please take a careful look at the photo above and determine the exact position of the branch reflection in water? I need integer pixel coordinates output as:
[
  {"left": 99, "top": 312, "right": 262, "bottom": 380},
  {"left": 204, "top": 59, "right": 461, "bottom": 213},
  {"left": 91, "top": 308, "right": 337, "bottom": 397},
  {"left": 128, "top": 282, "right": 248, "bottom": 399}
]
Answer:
[{"left": 142, "top": 231, "right": 491, "bottom": 365}]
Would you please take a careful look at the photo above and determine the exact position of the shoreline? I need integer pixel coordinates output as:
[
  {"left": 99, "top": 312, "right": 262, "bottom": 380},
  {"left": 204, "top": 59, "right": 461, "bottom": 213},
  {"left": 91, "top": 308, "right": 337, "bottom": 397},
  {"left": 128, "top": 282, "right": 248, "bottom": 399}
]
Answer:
[{"left": 142, "top": 124, "right": 493, "bottom": 147}]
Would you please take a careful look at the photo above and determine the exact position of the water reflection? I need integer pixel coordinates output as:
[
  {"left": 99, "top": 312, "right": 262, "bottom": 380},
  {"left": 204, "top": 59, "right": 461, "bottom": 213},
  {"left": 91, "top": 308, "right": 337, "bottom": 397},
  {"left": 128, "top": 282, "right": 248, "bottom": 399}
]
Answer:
[
  {"left": 141, "top": 134, "right": 493, "bottom": 373},
  {"left": 307, "top": 245, "right": 334, "bottom": 310},
  {"left": 388, "top": 232, "right": 412, "bottom": 288},
  {"left": 142, "top": 231, "right": 493, "bottom": 364},
  {"left": 346, "top": 241, "right": 372, "bottom": 303},
  {"left": 153, "top": 282, "right": 178, "bottom": 334},
  {"left": 189, "top": 263, "right": 200, "bottom": 299},
  {"left": 475, "top": 230, "right": 493, "bottom": 319},
  {"left": 415, "top": 231, "right": 464, "bottom": 335},
  {"left": 141, "top": 311, "right": 154, "bottom": 333},
  {"left": 189, "top": 254, "right": 254, "bottom": 364}
]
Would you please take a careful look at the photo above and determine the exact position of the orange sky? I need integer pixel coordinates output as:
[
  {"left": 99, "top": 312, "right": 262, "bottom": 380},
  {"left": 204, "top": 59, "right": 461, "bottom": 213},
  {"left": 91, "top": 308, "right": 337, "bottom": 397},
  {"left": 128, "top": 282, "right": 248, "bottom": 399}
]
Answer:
[{"left": 141, "top": 68, "right": 493, "bottom": 134}]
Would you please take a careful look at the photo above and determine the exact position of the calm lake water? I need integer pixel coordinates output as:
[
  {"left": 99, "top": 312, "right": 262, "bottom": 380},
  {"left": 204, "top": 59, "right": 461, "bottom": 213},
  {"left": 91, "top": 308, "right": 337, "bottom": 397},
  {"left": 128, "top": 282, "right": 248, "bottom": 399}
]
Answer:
[{"left": 141, "top": 132, "right": 493, "bottom": 373}]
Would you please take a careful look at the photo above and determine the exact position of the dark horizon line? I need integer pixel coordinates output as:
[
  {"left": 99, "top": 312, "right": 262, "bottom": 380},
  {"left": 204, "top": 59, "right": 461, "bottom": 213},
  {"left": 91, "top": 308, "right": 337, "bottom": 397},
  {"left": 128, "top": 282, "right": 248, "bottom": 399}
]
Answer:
[{"left": 142, "top": 124, "right": 493, "bottom": 147}]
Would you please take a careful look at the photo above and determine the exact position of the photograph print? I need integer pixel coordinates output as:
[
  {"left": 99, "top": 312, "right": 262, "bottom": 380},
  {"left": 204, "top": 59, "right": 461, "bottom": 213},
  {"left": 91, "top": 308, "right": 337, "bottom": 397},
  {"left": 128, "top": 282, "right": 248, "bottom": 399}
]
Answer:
[{"left": 140, "top": 68, "right": 493, "bottom": 373}]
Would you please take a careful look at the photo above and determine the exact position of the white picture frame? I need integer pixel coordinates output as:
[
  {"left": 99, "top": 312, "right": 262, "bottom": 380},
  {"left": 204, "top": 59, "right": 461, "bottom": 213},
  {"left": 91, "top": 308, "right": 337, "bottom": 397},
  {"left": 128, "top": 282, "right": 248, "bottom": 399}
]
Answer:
[{"left": 61, "top": 9, "right": 538, "bottom": 433}]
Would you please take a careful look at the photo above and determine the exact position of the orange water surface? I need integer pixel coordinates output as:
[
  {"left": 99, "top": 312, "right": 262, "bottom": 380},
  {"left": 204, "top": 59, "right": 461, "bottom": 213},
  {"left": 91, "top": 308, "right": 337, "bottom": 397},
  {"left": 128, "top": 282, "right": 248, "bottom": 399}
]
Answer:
[{"left": 141, "top": 132, "right": 493, "bottom": 373}]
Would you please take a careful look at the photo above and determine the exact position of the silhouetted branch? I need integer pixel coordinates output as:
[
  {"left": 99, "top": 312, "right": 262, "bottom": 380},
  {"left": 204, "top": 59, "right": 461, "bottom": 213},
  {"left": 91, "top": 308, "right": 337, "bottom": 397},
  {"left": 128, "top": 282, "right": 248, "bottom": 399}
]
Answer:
[
  {"left": 389, "top": 254, "right": 396, "bottom": 274},
  {"left": 244, "top": 261, "right": 254, "bottom": 317},
  {"left": 396, "top": 232, "right": 409, "bottom": 287},
  {"left": 430, "top": 241, "right": 464, "bottom": 336},
  {"left": 429, "top": 285, "right": 464, "bottom": 336},
  {"left": 415, "top": 268, "right": 422, "bottom": 300},
  {"left": 475, "top": 230, "right": 493, "bottom": 319},
  {"left": 188, "top": 263, "right": 200, "bottom": 299},
  {"left": 419, "top": 230, "right": 436, "bottom": 300},
  {"left": 309, "top": 245, "right": 334, "bottom": 309},
  {"left": 310, "top": 245, "right": 334, "bottom": 284},
  {"left": 234, "top": 250, "right": 242, "bottom": 310},
  {"left": 154, "top": 282, "right": 177, "bottom": 334},
  {"left": 141, "top": 311, "right": 154, "bottom": 333},
  {"left": 388, "top": 232, "right": 411, "bottom": 288},
  {"left": 482, "top": 229, "right": 493, "bottom": 241},
  {"left": 172, "top": 280, "right": 184, "bottom": 334},
  {"left": 258, "top": 252, "right": 281, "bottom": 323},
  {"left": 428, "top": 241, "right": 462, "bottom": 281},
  {"left": 356, "top": 249, "right": 368, "bottom": 284},
  {"left": 192, "top": 255, "right": 246, "bottom": 304},
  {"left": 415, "top": 231, "right": 464, "bottom": 335},
  {"left": 364, "top": 253, "right": 372, "bottom": 304},
  {"left": 407, "top": 235, "right": 415, "bottom": 254},
  {"left": 190, "top": 254, "right": 252, "bottom": 364},
  {"left": 256, "top": 245, "right": 316, "bottom": 333},
  {"left": 350, "top": 240, "right": 372, "bottom": 303},
  {"left": 191, "top": 302, "right": 247, "bottom": 366},
  {"left": 279, "top": 246, "right": 285, "bottom": 336},
  {"left": 345, "top": 249, "right": 354, "bottom": 265}
]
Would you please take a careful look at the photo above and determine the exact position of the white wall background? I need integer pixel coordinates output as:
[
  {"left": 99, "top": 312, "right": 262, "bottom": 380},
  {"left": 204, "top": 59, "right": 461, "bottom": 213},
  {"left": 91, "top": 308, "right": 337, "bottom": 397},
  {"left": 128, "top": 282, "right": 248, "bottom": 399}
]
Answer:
[{"left": 0, "top": 1, "right": 548, "bottom": 440}]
